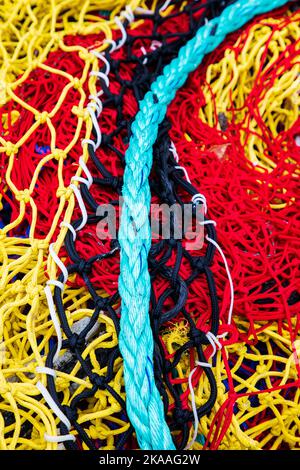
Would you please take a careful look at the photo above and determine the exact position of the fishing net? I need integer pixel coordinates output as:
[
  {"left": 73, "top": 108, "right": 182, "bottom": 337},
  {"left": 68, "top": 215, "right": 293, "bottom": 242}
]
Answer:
[{"left": 0, "top": 0, "right": 299, "bottom": 451}]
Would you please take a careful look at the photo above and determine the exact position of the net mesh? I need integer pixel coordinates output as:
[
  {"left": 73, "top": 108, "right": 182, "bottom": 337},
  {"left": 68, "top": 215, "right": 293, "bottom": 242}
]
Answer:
[{"left": 0, "top": 0, "right": 299, "bottom": 451}]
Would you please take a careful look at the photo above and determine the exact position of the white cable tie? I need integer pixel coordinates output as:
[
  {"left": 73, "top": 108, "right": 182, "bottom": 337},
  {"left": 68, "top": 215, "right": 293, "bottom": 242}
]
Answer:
[
  {"left": 184, "top": 359, "right": 212, "bottom": 450},
  {"left": 49, "top": 243, "right": 68, "bottom": 284},
  {"left": 36, "top": 366, "right": 57, "bottom": 378},
  {"left": 88, "top": 95, "right": 103, "bottom": 116},
  {"left": 150, "top": 40, "right": 162, "bottom": 50},
  {"left": 103, "top": 38, "right": 117, "bottom": 52},
  {"left": 169, "top": 140, "right": 179, "bottom": 162},
  {"left": 206, "top": 331, "right": 222, "bottom": 358},
  {"left": 79, "top": 156, "right": 93, "bottom": 187},
  {"left": 89, "top": 71, "right": 109, "bottom": 87},
  {"left": 81, "top": 138, "right": 96, "bottom": 150},
  {"left": 175, "top": 165, "right": 191, "bottom": 184},
  {"left": 206, "top": 235, "right": 234, "bottom": 326},
  {"left": 199, "top": 220, "right": 217, "bottom": 227},
  {"left": 44, "top": 433, "right": 76, "bottom": 443},
  {"left": 36, "top": 381, "right": 71, "bottom": 430},
  {"left": 134, "top": 6, "right": 154, "bottom": 15},
  {"left": 86, "top": 106, "right": 101, "bottom": 149},
  {"left": 114, "top": 17, "right": 127, "bottom": 49},
  {"left": 44, "top": 285, "right": 62, "bottom": 362},
  {"left": 184, "top": 367, "right": 198, "bottom": 450},
  {"left": 159, "top": 0, "right": 172, "bottom": 12},
  {"left": 140, "top": 46, "right": 148, "bottom": 65},
  {"left": 195, "top": 360, "right": 212, "bottom": 368},
  {"left": 60, "top": 222, "right": 76, "bottom": 242},
  {"left": 192, "top": 193, "right": 207, "bottom": 214},
  {"left": 69, "top": 184, "right": 88, "bottom": 231},
  {"left": 122, "top": 5, "right": 135, "bottom": 23},
  {"left": 87, "top": 100, "right": 101, "bottom": 118},
  {"left": 91, "top": 51, "right": 110, "bottom": 75},
  {"left": 47, "top": 280, "right": 64, "bottom": 290}
]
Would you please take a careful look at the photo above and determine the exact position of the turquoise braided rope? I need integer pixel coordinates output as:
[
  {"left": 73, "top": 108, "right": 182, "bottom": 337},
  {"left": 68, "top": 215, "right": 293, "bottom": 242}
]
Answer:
[{"left": 118, "top": 0, "right": 289, "bottom": 450}]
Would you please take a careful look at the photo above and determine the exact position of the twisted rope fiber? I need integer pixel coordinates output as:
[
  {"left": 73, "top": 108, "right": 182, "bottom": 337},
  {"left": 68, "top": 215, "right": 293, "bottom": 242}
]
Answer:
[
  {"left": 118, "top": 0, "right": 290, "bottom": 450},
  {"left": 47, "top": 0, "right": 228, "bottom": 449}
]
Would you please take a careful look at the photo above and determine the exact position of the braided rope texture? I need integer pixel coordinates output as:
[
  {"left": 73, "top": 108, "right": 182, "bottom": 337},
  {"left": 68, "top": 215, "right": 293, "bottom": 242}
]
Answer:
[{"left": 118, "top": 0, "right": 290, "bottom": 450}]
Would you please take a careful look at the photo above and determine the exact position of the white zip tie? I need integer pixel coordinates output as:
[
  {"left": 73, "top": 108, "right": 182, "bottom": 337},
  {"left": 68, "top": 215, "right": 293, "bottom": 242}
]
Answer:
[
  {"left": 114, "top": 17, "right": 127, "bottom": 49},
  {"left": 206, "top": 235, "right": 234, "bottom": 326},
  {"left": 60, "top": 222, "right": 76, "bottom": 242},
  {"left": 71, "top": 156, "right": 93, "bottom": 189},
  {"left": 185, "top": 360, "right": 212, "bottom": 450},
  {"left": 87, "top": 100, "right": 101, "bottom": 117},
  {"left": 88, "top": 95, "right": 103, "bottom": 116},
  {"left": 86, "top": 106, "right": 101, "bottom": 149},
  {"left": 159, "top": 0, "right": 172, "bottom": 12},
  {"left": 89, "top": 70, "right": 109, "bottom": 87},
  {"left": 47, "top": 279, "right": 64, "bottom": 290},
  {"left": 206, "top": 331, "right": 222, "bottom": 358},
  {"left": 199, "top": 219, "right": 217, "bottom": 227},
  {"left": 81, "top": 138, "right": 96, "bottom": 150},
  {"left": 91, "top": 51, "right": 110, "bottom": 75},
  {"left": 121, "top": 5, "right": 135, "bottom": 23},
  {"left": 140, "top": 46, "right": 148, "bottom": 65},
  {"left": 150, "top": 40, "right": 162, "bottom": 50},
  {"left": 69, "top": 184, "right": 88, "bottom": 231},
  {"left": 175, "top": 165, "right": 191, "bottom": 184},
  {"left": 49, "top": 243, "right": 68, "bottom": 284},
  {"left": 134, "top": 6, "right": 154, "bottom": 15},
  {"left": 79, "top": 156, "right": 93, "bottom": 187},
  {"left": 192, "top": 193, "right": 207, "bottom": 214},
  {"left": 36, "top": 381, "right": 71, "bottom": 430},
  {"left": 169, "top": 140, "right": 179, "bottom": 162},
  {"left": 44, "top": 433, "right": 76, "bottom": 443},
  {"left": 44, "top": 285, "right": 62, "bottom": 362},
  {"left": 103, "top": 38, "right": 117, "bottom": 52},
  {"left": 36, "top": 366, "right": 57, "bottom": 378}
]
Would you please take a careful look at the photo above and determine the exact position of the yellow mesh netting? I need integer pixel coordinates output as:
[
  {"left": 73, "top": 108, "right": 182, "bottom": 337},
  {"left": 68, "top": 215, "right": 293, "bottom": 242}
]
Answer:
[
  {"left": 0, "top": 1, "right": 299, "bottom": 451},
  {"left": 198, "top": 9, "right": 300, "bottom": 172},
  {"left": 0, "top": 0, "right": 150, "bottom": 450}
]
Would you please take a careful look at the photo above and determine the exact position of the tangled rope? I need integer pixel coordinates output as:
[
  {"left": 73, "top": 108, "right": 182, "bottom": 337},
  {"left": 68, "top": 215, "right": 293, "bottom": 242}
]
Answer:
[{"left": 118, "top": 0, "right": 291, "bottom": 449}]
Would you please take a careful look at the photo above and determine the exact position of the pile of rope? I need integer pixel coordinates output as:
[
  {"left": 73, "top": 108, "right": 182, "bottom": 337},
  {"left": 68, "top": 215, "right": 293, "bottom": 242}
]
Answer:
[{"left": 0, "top": 0, "right": 299, "bottom": 451}]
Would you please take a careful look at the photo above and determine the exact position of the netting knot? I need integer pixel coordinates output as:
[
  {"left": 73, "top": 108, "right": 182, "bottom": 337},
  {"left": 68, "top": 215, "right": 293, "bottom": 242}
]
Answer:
[
  {"left": 56, "top": 186, "right": 72, "bottom": 199},
  {"left": 11, "top": 280, "right": 25, "bottom": 295},
  {"left": 191, "top": 257, "right": 206, "bottom": 272},
  {"left": 256, "top": 364, "right": 268, "bottom": 376},
  {"left": 26, "top": 283, "right": 43, "bottom": 301},
  {"left": 35, "top": 111, "right": 49, "bottom": 124},
  {"left": 72, "top": 77, "right": 82, "bottom": 90},
  {"left": 15, "top": 189, "right": 31, "bottom": 203},
  {"left": 31, "top": 239, "right": 48, "bottom": 254},
  {"left": 94, "top": 297, "right": 108, "bottom": 310},
  {"left": 5, "top": 141, "right": 18, "bottom": 156},
  {"left": 67, "top": 333, "right": 85, "bottom": 351},
  {"left": 173, "top": 408, "right": 190, "bottom": 425},
  {"left": 77, "top": 260, "right": 91, "bottom": 274},
  {"left": 0, "top": 384, "right": 12, "bottom": 396},
  {"left": 52, "top": 148, "right": 66, "bottom": 160},
  {"left": 189, "top": 327, "right": 207, "bottom": 345},
  {"left": 90, "top": 373, "right": 106, "bottom": 389},
  {"left": 258, "top": 393, "right": 274, "bottom": 407},
  {"left": 79, "top": 50, "right": 93, "bottom": 61},
  {"left": 72, "top": 105, "right": 89, "bottom": 120},
  {"left": 237, "top": 396, "right": 251, "bottom": 411}
]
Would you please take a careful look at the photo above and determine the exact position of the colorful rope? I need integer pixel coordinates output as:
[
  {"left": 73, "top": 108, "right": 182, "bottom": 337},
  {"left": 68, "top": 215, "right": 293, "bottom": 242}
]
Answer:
[{"left": 118, "top": 0, "right": 290, "bottom": 450}]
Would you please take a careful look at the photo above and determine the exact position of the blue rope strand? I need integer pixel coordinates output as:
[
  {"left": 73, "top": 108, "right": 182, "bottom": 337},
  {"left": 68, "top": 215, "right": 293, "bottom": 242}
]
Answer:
[{"left": 118, "top": 0, "right": 289, "bottom": 450}]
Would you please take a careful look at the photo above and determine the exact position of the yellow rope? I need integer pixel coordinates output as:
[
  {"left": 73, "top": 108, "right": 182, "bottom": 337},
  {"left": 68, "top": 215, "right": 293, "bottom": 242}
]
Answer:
[{"left": 198, "top": 9, "right": 300, "bottom": 172}]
